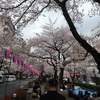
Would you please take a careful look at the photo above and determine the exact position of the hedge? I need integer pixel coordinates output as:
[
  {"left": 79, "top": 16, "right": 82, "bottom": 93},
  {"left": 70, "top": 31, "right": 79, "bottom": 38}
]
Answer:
[{"left": 75, "top": 82, "right": 100, "bottom": 92}]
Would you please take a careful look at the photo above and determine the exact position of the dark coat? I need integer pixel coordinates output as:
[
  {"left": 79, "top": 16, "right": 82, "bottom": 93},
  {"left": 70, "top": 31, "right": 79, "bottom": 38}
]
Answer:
[{"left": 39, "top": 91, "right": 66, "bottom": 100}]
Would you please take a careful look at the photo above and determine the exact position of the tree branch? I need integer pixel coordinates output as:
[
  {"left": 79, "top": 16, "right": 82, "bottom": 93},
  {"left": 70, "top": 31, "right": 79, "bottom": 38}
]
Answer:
[
  {"left": 15, "top": 0, "right": 36, "bottom": 25},
  {"left": 15, "top": 0, "right": 51, "bottom": 25},
  {"left": 93, "top": 0, "right": 100, "bottom": 4},
  {"left": 0, "top": 0, "right": 29, "bottom": 10}
]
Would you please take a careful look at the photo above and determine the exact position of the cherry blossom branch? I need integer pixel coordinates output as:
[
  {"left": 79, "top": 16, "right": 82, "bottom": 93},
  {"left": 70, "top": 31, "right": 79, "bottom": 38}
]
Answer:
[
  {"left": 15, "top": 0, "right": 36, "bottom": 25},
  {"left": 0, "top": 0, "right": 29, "bottom": 10},
  {"left": 15, "top": 0, "right": 51, "bottom": 25}
]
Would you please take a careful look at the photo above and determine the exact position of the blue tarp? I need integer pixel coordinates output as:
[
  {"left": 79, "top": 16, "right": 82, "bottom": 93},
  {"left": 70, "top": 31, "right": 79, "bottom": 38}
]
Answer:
[{"left": 74, "top": 86, "right": 97, "bottom": 95}]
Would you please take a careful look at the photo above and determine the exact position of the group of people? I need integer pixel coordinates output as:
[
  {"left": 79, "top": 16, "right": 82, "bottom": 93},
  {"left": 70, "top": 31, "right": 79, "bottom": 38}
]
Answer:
[
  {"left": 74, "top": 90, "right": 96, "bottom": 100},
  {"left": 32, "top": 78, "right": 99, "bottom": 100},
  {"left": 67, "top": 85, "right": 98, "bottom": 100},
  {"left": 33, "top": 78, "right": 66, "bottom": 100}
]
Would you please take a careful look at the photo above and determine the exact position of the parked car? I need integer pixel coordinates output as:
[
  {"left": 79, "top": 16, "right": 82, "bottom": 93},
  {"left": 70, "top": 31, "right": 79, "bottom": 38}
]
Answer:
[
  {"left": 6, "top": 75, "right": 16, "bottom": 82},
  {"left": 0, "top": 75, "right": 6, "bottom": 83}
]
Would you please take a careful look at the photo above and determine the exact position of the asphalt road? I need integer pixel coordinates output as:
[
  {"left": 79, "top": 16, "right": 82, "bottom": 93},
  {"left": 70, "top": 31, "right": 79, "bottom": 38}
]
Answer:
[{"left": 0, "top": 79, "right": 30, "bottom": 99}]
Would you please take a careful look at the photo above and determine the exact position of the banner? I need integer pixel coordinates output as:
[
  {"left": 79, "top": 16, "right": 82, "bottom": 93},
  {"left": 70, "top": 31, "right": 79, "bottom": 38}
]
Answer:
[
  {"left": 3, "top": 49, "right": 40, "bottom": 75},
  {"left": 4, "top": 50, "right": 11, "bottom": 59},
  {"left": 12, "top": 56, "right": 18, "bottom": 62},
  {"left": 21, "top": 61, "right": 24, "bottom": 66},
  {"left": 17, "top": 59, "right": 21, "bottom": 66}
]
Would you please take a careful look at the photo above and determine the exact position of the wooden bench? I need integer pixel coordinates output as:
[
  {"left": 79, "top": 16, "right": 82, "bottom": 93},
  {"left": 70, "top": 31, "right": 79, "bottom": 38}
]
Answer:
[{"left": 26, "top": 88, "right": 33, "bottom": 100}]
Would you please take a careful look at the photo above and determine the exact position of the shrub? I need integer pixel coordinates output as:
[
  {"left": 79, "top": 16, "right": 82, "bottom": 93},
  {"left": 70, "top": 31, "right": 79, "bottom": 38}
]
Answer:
[
  {"left": 14, "top": 88, "right": 23, "bottom": 100},
  {"left": 75, "top": 82, "right": 100, "bottom": 92},
  {"left": 0, "top": 98, "right": 3, "bottom": 100},
  {"left": 4, "top": 95, "right": 12, "bottom": 100}
]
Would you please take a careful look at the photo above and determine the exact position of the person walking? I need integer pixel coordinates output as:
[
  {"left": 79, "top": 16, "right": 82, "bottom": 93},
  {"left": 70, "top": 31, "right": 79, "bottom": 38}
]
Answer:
[
  {"left": 39, "top": 78, "right": 66, "bottom": 100},
  {"left": 33, "top": 81, "right": 41, "bottom": 97}
]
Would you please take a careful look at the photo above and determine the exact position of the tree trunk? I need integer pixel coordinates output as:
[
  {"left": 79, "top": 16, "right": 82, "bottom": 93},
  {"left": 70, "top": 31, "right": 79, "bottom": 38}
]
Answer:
[
  {"left": 0, "top": 59, "right": 4, "bottom": 70},
  {"left": 59, "top": 68, "right": 64, "bottom": 84},
  {"left": 94, "top": 0, "right": 100, "bottom": 4},
  {"left": 54, "top": 69, "right": 57, "bottom": 79}
]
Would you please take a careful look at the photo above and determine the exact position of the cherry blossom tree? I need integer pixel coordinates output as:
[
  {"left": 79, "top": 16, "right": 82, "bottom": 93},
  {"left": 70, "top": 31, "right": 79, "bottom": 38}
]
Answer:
[
  {"left": 54, "top": 0, "right": 100, "bottom": 74},
  {"left": 0, "top": 0, "right": 100, "bottom": 73},
  {"left": 25, "top": 26, "right": 72, "bottom": 80},
  {"left": 24, "top": 19, "right": 92, "bottom": 84},
  {"left": 0, "top": 20, "right": 26, "bottom": 76}
]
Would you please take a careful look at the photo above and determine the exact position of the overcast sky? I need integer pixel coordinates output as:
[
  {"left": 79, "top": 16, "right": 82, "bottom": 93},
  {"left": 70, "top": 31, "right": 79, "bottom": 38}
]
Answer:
[{"left": 22, "top": 3, "right": 100, "bottom": 40}]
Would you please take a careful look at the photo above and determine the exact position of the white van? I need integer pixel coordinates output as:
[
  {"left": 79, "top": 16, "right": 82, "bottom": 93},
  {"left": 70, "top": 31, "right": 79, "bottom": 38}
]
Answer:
[
  {"left": 6, "top": 75, "right": 16, "bottom": 82},
  {"left": 11, "top": 75, "right": 16, "bottom": 81}
]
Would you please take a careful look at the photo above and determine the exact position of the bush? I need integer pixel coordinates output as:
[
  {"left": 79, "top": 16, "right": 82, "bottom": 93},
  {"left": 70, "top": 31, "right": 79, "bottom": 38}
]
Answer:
[
  {"left": 14, "top": 88, "right": 23, "bottom": 100},
  {"left": 0, "top": 98, "right": 3, "bottom": 100},
  {"left": 75, "top": 82, "right": 100, "bottom": 92},
  {"left": 0, "top": 88, "right": 23, "bottom": 100},
  {"left": 4, "top": 95, "right": 12, "bottom": 100}
]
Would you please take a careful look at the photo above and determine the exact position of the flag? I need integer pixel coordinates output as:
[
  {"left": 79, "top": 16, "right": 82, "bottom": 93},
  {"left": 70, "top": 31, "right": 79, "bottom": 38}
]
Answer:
[
  {"left": 23, "top": 64, "right": 26, "bottom": 68},
  {"left": 26, "top": 65, "right": 29, "bottom": 70},
  {"left": 12, "top": 56, "right": 18, "bottom": 62},
  {"left": 25, "top": 65, "right": 27, "bottom": 69},
  {"left": 21, "top": 61, "right": 24, "bottom": 66},
  {"left": 24, "top": 64, "right": 28, "bottom": 69},
  {"left": 4, "top": 50, "right": 11, "bottom": 59},
  {"left": 17, "top": 59, "right": 20, "bottom": 65},
  {"left": 4, "top": 50, "right": 6, "bottom": 58},
  {"left": 31, "top": 68, "right": 40, "bottom": 75}
]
